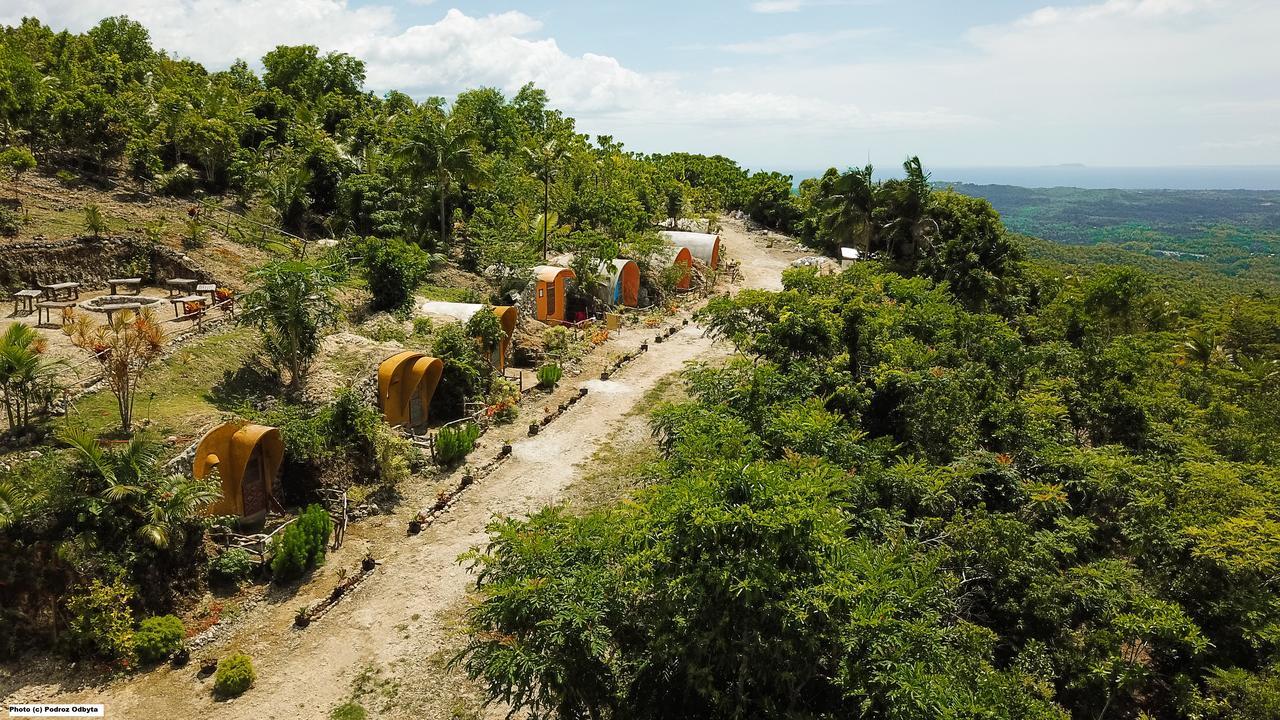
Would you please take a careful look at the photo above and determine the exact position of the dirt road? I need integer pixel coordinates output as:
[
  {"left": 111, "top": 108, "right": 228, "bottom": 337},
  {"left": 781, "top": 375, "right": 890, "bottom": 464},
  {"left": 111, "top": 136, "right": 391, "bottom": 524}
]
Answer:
[{"left": 4, "top": 217, "right": 803, "bottom": 719}]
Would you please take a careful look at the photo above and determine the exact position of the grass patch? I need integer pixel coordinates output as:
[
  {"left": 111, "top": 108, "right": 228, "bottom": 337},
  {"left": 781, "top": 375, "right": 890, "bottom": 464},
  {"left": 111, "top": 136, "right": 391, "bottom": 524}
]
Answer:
[
  {"left": 418, "top": 284, "right": 483, "bottom": 303},
  {"left": 65, "top": 326, "right": 263, "bottom": 438}
]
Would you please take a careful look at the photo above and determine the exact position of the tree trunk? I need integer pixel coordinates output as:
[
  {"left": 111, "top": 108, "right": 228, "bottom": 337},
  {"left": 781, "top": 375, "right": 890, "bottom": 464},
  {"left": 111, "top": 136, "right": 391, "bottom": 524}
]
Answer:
[
  {"left": 439, "top": 177, "right": 450, "bottom": 248},
  {"left": 543, "top": 174, "right": 550, "bottom": 260}
]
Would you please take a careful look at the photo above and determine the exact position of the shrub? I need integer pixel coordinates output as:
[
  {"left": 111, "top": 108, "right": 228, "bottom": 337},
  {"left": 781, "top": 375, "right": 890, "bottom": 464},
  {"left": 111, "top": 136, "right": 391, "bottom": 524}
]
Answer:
[
  {"left": 436, "top": 423, "right": 480, "bottom": 465},
  {"left": 133, "top": 615, "right": 185, "bottom": 664},
  {"left": 271, "top": 505, "right": 331, "bottom": 581},
  {"left": 543, "top": 326, "right": 569, "bottom": 357},
  {"left": 359, "top": 236, "right": 437, "bottom": 312},
  {"left": 64, "top": 577, "right": 135, "bottom": 660},
  {"left": 208, "top": 548, "right": 255, "bottom": 586},
  {"left": 537, "top": 363, "right": 563, "bottom": 389},
  {"left": 214, "top": 652, "right": 255, "bottom": 697},
  {"left": 84, "top": 204, "right": 107, "bottom": 236},
  {"left": 331, "top": 702, "right": 367, "bottom": 720},
  {"left": 431, "top": 323, "right": 486, "bottom": 421},
  {"left": 411, "top": 316, "right": 434, "bottom": 339},
  {"left": 0, "top": 205, "right": 21, "bottom": 237},
  {"left": 156, "top": 163, "right": 198, "bottom": 196},
  {"left": 0, "top": 146, "right": 36, "bottom": 179}
]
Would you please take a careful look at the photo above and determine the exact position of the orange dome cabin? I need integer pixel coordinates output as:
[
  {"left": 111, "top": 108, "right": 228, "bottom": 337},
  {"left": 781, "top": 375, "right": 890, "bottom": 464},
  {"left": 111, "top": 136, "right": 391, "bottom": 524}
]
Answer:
[
  {"left": 672, "top": 246, "right": 693, "bottom": 290},
  {"left": 533, "top": 265, "right": 576, "bottom": 324},
  {"left": 661, "top": 230, "right": 721, "bottom": 269},
  {"left": 599, "top": 259, "right": 641, "bottom": 307},
  {"left": 378, "top": 351, "right": 444, "bottom": 431},
  {"left": 195, "top": 422, "right": 284, "bottom": 526}
]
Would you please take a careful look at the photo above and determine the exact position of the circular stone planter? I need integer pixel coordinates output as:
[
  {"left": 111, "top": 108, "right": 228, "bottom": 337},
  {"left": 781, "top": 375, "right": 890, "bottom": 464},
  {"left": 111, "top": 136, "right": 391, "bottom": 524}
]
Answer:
[
  {"left": 407, "top": 519, "right": 422, "bottom": 535},
  {"left": 528, "top": 423, "right": 540, "bottom": 436}
]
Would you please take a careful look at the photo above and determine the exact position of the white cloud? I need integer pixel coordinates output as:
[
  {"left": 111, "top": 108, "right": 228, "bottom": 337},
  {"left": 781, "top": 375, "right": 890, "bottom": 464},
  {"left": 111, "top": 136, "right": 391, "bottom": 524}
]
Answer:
[
  {"left": 719, "top": 28, "right": 878, "bottom": 55},
  {"left": 5, "top": 0, "right": 1277, "bottom": 167}
]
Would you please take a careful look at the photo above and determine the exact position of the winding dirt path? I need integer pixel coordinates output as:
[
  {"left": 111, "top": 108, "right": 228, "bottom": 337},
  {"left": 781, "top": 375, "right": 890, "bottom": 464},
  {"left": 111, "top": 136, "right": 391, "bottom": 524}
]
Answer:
[{"left": 3, "top": 217, "right": 803, "bottom": 719}]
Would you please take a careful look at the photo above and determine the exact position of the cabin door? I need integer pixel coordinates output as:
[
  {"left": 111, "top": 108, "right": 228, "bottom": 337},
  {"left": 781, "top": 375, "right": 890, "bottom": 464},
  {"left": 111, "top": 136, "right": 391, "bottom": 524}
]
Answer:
[
  {"left": 545, "top": 283, "right": 556, "bottom": 318},
  {"left": 409, "top": 386, "right": 426, "bottom": 429},
  {"left": 241, "top": 445, "right": 268, "bottom": 519}
]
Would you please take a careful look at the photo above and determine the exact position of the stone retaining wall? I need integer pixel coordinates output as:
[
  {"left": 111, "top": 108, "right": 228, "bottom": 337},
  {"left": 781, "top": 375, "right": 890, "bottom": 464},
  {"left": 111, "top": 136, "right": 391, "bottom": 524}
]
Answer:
[{"left": 0, "top": 236, "right": 216, "bottom": 291}]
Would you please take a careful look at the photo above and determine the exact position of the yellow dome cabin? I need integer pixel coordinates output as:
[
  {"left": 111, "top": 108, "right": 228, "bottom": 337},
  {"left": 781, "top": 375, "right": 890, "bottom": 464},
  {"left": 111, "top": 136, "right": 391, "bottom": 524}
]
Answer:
[
  {"left": 378, "top": 351, "right": 444, "bottom": 431},
  {"left": 195, "top": 422, "right": 284, "bottom": 525}
]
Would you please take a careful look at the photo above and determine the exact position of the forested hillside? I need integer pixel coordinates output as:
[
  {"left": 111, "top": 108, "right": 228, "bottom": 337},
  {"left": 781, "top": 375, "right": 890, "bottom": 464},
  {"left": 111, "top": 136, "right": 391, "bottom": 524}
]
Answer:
[
  {"left": 2, "top": 13, "right": 1280, "bottom": 720},
  {"left": 949, "top": 183, "right": 1280, "bottom": 288}
]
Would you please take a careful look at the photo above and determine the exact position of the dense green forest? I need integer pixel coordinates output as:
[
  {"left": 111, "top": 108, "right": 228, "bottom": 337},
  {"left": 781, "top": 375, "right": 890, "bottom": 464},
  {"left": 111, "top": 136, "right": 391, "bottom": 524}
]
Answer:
[
  {"left": 2, "top": 14, "right": 1280, "bottom": 720},
  {"left": 947, "top": 184, "right": 1280, "bottom": 289}
]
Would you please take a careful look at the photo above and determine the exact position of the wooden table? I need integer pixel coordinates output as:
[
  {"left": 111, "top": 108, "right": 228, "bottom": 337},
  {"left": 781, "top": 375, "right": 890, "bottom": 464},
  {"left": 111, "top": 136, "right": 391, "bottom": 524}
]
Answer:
[
  {"left": 13, "top": 289, "right": 43, "bottom": 315},
  {"left": 41, "top": 282, "right": 80, "bottom": 301},
  {"left": 170, "top": 294, "right": 207, "bottom": 318},
  {"left": 99, "top": 303, "right": 143, "bottom": 323},
  {"left": 107, "top": 278, "right": 143, "bottom": 295},
  {"left": 166, "top": 278, "right": 198, "bottom": 297},
  {"left": 196, "top": 283, "right": 217, "bottom": 300},
  {"left": 36, "top": 300, "right": 76, "bottom": 327}
]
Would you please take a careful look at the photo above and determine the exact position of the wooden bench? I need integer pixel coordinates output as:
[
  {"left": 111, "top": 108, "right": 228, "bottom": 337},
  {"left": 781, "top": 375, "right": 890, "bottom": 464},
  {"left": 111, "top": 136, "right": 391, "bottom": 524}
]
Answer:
[
  {"left": 166, "top": 278, "right": 198, "bottom": 297},
  {"left": 36, "top": 300, "right": 76, "bottom": 327},
  {"left": 99, "top": 302, "right": 143, "bottom": 323},
  {"left": 169, "top": 294, "right": 207, "bottom": 318},
  {"left": 12, "top": 289, "right": 43, "bottom": 315},
  {"left": 40, "top": 282, "right": 80, "bottom": 301},
  {"left": 107, "top": 278, "right": 143, "bottom": 295}
]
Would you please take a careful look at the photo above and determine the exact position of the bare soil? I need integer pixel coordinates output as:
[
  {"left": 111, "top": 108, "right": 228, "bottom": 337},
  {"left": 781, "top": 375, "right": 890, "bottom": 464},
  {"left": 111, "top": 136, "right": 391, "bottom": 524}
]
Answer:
[{"left": 0, "top": 218, "right": 807, "bottom": 719}]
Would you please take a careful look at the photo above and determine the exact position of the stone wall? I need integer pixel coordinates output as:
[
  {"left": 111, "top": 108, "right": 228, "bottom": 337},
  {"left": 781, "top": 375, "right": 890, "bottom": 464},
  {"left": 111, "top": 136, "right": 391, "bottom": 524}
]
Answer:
[{"left": 0, "top": 236, "right": 216, "bottom": 291}]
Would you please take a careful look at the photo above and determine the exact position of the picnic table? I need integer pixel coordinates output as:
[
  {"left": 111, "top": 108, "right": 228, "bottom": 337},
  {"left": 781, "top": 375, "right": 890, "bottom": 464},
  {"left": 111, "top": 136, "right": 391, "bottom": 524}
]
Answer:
[
  {"left": 36, "top": 300, "right": 76, "bottom": 327},
  {"left": 12, "top": 289, "right": 43, "bottom": 315},
  {"left": 169, "top": 294, "right": 207, "bottom": 318},
  {"left": 166, "top": 278, "right": 198, "bottom": 297},
  {"left": 99, "top": 302, "right": 143, "bottom": 323},
  {"left": 40, "top": 282, "right": 80, "bottom": 301},
  {"left": 107, "top": 278, "right": 143, "bottom": 295},
  {"left": 196, "top": 283, "right": 217, "bottom": 301}
]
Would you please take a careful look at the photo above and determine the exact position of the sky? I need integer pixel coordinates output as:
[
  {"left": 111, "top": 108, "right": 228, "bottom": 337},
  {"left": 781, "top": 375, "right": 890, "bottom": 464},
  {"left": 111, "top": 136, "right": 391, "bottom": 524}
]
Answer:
[{"left": 6, "top": 0, "right": 1280, "bottom": 172}]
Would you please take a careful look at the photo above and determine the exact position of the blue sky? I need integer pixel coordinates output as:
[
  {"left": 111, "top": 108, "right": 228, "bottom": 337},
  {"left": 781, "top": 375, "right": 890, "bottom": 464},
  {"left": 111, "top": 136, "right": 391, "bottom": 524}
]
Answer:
[{"left": 9, "top": 0, "right": 1280, "bottom": 171}]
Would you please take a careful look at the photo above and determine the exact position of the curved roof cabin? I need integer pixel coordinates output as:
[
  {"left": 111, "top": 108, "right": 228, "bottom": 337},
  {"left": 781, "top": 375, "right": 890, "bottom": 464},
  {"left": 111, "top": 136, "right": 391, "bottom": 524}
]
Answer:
[
  {"left": 378, "top": 351, "right": 444, "bottom": 431},
  {"left": 597, "top": 259, "right": 640, "bottom": 307},
  {"left": 660, "top": 230, "right": 721, "bottom": 269},
  {"left": 418, "top": 302, "right": 519, "bottom": 371},
  {"left": 532, "top": 265, "right": 576, "bottom": 324},
  {"left": 195, "top": 422, "right": 284, "bottom": 525}
]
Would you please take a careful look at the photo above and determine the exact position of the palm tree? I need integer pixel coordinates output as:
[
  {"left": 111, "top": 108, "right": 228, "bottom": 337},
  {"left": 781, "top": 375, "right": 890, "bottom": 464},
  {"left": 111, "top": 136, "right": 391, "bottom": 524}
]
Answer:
[
  {"left": 395, "top": 109, "right": 486, "bottom": 249},
  {"left": 524, "top": 138, "right": 569, "bottom": 260},
  {"left": 239, "top": 260, "right": 340, "bottom": 389},
  {"left": 0, "top": 322, "right": 58, "bottom": 430},
  {"left": 818, "top": 164, "right": 877, "bottom": 257},
  {"left": 1234, "top": 353, "right": 1280, "bottom": 386},
  {"left": 1179, "top": 327, "right": 1223, "bottom": 372},
  {"left": 61, "top": 428, "right": 220, "bottom": 550},
  {"left": 879, "top": 156, "right": 938, "bottom": 264}
]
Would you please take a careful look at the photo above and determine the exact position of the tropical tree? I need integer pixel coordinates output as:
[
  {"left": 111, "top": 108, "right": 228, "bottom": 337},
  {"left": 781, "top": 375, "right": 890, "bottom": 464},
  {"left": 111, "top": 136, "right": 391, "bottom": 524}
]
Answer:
[
  {"left": 817, "top": 164, "right": 876, "bottom": 256},
  {"left": 0, "top": 322, "right": 58, "bottom": 430},
  {"left": 65, "top": 308, "right": 166, "bottom": 434},
  {"left": 239, "top": 260, "right": 340, "bottom": 388},
  {"left": 522, "top": 136, "right": 568, "bottom": 257},
  {"left": 395, "top": 108, "right": 486, "bottom": 248},
  {"left": 877, "top": 156, "right": 937, "bottom": 263},
  {"left": 61, "top": 427, "right": 220, "bottom": 550},
  {"left": 1180, "top": 327, "right": 1225, "bottom": 372}
]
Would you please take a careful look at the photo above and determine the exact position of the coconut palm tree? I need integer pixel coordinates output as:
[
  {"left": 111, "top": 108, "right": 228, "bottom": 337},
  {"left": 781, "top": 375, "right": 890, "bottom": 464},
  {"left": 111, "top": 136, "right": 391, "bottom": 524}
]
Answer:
[
  {"left": 61, "top": 428, "right": 220, "bottom": 550},
  {"left": 1179, "top": 327, "right": 1224, "bottom": 372},
  {"left": 524, "top": 138, "right": 569, "bottom": 260},
  {"left": 818, "top": 164, "right": 877, "bottom": 257},
  {"left": 395, "top": 109, "right": 486, "bottom": 249},
  {"left": 878, "top": 156, "right": 938, "bottom": 264},
  {"left": 1234, "top": 353, "right": 1280, "bottom": 386}
]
